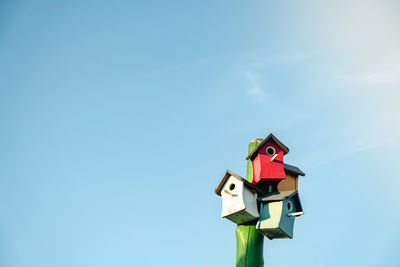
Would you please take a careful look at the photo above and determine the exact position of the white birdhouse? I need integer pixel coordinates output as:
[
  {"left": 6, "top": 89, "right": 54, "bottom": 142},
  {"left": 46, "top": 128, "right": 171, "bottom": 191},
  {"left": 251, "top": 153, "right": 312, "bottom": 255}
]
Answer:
[{"left": 215, "top": 170, "right": 260, "bottom": 224}]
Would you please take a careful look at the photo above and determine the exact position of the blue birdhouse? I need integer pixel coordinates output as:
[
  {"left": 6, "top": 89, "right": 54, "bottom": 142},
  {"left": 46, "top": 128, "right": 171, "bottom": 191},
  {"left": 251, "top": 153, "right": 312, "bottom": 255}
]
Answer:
[{"left": 256, "top": 190, "right": 303, "bottom": 239}]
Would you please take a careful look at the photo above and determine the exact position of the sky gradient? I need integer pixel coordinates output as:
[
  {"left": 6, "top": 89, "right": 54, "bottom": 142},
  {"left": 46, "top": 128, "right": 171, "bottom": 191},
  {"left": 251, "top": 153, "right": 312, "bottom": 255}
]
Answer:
[{"left": 1, "top": 1, "right": 400, "bottom": 266}]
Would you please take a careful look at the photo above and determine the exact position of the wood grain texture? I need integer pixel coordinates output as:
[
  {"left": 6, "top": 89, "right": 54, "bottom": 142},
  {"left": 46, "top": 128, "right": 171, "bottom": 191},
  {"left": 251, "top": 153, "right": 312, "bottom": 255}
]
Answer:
[{"left": 277, "top": 173, "right": 298, "bottom": 191}]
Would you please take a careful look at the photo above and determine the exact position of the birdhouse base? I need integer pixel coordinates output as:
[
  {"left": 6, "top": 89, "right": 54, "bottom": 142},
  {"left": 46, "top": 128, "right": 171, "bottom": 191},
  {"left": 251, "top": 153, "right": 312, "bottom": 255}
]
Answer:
[
  {"left": 257, "top": 226, "right": 292, "bottom": 240},
  {"left": 224, "top": 208, "right": 259, "bottom": 225}
]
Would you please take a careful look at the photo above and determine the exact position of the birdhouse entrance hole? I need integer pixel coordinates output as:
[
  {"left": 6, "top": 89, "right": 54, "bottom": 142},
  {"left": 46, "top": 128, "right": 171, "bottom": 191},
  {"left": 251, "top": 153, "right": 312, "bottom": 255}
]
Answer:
[
  {"left": 287, "top": 201, "right": 292, "bottom": 211},
  {"left": 266, "top": 146, "right": 275, "bottom": 156}
]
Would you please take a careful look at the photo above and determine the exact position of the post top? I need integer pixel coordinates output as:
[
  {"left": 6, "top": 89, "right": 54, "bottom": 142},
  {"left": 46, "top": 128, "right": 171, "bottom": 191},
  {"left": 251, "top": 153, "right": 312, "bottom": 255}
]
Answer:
[{"left": 250, "top": 138, "right": 263, "bottom": 143}]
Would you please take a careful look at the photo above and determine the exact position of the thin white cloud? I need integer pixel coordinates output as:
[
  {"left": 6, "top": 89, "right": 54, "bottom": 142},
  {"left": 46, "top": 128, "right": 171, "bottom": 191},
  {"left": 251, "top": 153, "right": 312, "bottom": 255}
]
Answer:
[
  {"left": 243, "top": 71, "right": 267, "bottom": 96},
  {"left": 249, "top": 51, "right": 317, "bottom": 69},
  {"left": 346, "top": 138, "right": 381, "bottom": 154},
  {"left": 336, "top": 65, "right": 400, "bottom": 84}
]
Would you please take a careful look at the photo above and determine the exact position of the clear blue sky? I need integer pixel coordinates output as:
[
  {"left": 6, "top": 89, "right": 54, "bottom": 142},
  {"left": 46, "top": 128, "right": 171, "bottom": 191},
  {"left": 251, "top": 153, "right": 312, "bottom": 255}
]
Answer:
[{"left": 1, "top": 1, "right": 399, "bottom": 266}]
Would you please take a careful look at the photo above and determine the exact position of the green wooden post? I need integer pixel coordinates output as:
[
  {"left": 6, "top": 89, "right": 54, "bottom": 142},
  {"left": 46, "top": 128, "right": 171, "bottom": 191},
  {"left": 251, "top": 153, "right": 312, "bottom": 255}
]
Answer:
[{"left": 235, "top": 139, "right": 265, "bottom": 267}]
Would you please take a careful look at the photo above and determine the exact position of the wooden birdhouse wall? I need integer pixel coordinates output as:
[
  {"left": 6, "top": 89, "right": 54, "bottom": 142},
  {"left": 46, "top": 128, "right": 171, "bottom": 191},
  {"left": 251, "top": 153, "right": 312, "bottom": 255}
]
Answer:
[
  {"left": 257, "top": 201, "right": 286, "bottom": 239},
  {"left": 277, "top": 173, "right": 298, "bottom": 192},
  {"left": 256, "top": 190, "right": 303, "bottom": 239},
  {"left": 257, "top": 199, "right": 296, "bottom": 239},
  {"left": 221, "top": 175, "right": 259, "bottom": 224},
  {"left": 278, "top": 198, "right": 296, "bottom": 238},
  {"left": 252, "top": 140, "right": 286, "bottom": 184}
]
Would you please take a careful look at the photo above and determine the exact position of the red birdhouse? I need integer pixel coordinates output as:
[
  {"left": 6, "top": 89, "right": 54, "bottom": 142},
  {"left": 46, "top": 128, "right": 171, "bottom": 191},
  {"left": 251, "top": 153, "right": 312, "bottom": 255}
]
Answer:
[{"left": 246, "top": 134, "right": 289, "bottom": 185}]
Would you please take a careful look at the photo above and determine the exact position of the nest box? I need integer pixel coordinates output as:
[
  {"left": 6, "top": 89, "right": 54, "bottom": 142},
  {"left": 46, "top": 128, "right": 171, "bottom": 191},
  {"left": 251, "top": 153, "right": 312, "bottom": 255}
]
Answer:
[
  {"left": 215, "top": 170, "right": 261, "bottom": 224},
  {"left": 246, "top": 134, "right": 289, "bottom": 185},
  {"left": 256, "top": 190, "right": 303, "bottom": 239},
  {"left": 277, "top": 163, "right": 306, "bottom": 192}
]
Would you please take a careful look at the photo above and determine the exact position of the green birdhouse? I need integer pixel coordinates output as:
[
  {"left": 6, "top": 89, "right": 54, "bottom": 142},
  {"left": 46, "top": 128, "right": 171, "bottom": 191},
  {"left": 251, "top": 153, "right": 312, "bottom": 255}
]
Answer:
[{"left": 256, "top": 190, "right": 303, "bottom": 239}]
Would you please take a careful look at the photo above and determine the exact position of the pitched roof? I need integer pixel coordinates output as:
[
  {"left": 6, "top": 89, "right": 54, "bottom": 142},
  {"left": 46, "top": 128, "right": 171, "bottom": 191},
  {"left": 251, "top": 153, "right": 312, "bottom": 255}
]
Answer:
[
  {"left": 284, "top": 163, "right": 305, "bottom": 177},
  {"left": 246, "top": 133, "right": 289, "bottom": 160},
  {"left": 215, "top": 170, "right": 261, "bottom": 196},
  {"left": 258, "top": 190, "right": 303, "bottom": 212}
]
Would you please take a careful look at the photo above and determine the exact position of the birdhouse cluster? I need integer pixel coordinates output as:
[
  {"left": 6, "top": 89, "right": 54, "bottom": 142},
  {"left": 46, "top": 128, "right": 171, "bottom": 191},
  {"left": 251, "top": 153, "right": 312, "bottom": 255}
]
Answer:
[{"left": 215, "top": 134, "right": 305, "bottom": 239}]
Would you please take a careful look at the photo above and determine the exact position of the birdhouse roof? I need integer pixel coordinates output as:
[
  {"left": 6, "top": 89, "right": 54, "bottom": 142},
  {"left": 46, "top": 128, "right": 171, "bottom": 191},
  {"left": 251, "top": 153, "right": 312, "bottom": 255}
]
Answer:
[
  {"left": 284, "top": 163, "right": 305, "bottom": 177},
  {"left": 215, "top": 170, "right": 261, "bottom": 196},
  {"left": 246, "top": 133, "right": 290, "bottom": 160},
  {"left": 257, "top": 190, "right": 303, "bottom": 212}
]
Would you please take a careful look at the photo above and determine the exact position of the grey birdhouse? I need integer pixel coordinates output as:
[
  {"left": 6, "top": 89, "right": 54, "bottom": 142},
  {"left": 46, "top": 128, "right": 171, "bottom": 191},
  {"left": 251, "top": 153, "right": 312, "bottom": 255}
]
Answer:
[
  {"left": 215, "top": 170, "right": 261, "bottom": 224},
  {"left": 256, "top": 190, "right": 303, "bottom": 239}
]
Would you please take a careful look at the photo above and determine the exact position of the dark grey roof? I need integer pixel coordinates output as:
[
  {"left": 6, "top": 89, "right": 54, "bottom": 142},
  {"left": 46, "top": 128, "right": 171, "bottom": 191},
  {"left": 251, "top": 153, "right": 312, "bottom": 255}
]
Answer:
[
  {"left": 215, "top": 170, "right": 261, "bottom": 196},
  {"left": 246, "top": 133, "right": 289, "bottom": 160},
  {"left": 284, "top": 163, "right": 305, "bottom": 177},
  {"left": 258, "top": 190, "right": 303, "bottom": 212}
]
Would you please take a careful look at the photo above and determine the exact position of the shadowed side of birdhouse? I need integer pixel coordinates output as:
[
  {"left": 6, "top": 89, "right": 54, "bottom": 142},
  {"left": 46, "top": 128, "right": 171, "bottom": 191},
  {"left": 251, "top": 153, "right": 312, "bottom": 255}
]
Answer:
[{"left": 256, "top": 190, "right": 303, "bottom": 239}]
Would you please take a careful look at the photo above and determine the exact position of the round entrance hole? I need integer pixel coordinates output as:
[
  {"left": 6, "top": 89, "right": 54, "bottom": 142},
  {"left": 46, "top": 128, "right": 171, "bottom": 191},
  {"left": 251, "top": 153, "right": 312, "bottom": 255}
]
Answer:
[
  {"left": 266, "top": 146, "right": 276, "bottom": 156},
  {"left": 229, "top": 183, "right": 235, "bottom": 191},
  {"left": 287, "top": 201, "right": 292, "bottom": 211}
]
